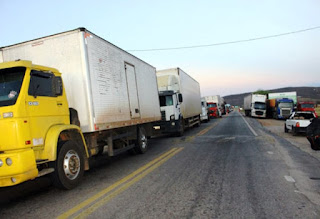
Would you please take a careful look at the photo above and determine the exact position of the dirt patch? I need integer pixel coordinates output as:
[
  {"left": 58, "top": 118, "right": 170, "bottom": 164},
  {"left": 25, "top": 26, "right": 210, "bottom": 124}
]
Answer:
[{"left": 258, "top": 118, "right": 320, "bottom": 161}]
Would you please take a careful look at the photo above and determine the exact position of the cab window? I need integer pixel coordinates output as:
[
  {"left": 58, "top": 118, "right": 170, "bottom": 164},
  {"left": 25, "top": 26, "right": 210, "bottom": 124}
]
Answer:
[{"left": 28, "top": 70, "right": 55, "bottom": 97}]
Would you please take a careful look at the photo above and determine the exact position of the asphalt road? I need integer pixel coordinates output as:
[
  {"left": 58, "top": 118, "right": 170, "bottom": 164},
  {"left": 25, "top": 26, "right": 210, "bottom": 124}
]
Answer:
[{"left": 1, "top": 111, "right": 320, "bottom": 218}]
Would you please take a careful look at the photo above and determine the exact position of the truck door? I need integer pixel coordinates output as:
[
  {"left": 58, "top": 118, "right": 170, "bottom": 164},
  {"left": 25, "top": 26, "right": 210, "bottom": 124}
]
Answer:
[
  {"left": 26, "top": 70, "right": 68, "bottom": 148},
  {"left": 125, "top": 63, "right": 140, "bottom": 118}
]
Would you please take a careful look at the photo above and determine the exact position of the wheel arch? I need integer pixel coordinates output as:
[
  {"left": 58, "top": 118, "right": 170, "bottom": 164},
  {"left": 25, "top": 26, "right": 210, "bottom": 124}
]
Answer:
[{"left": 43, "top": 125, "right": 89, "bottom": 167}]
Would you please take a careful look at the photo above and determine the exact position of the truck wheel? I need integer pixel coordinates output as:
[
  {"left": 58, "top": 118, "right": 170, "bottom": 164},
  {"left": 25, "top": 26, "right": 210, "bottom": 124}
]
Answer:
[
  {"left": 284, "top": 124, "right": 288, "bottom": 133},
  {"left": 175, "top": 118, "right": 184, "bottom": 137},
  {"left": 135, "top": 127, "right": 148, "bottom": 154},
  {"left": 273, "top": 112, "right": 277, "bottom": 120},
  {"left": 51, "top": 141, "right": 84, "bottom": 190},
  {"left": 311, "top": 138, "right": 320, "bottom": 150}
]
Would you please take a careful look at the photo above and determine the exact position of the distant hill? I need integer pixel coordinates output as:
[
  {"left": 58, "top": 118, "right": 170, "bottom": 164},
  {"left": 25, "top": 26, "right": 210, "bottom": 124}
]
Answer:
[{"left": 223, "top": 87, "right": 320, "bottom": 107}]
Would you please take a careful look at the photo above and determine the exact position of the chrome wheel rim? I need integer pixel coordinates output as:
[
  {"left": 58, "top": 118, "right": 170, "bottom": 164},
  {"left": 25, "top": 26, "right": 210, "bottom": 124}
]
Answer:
[
  {"left": 140, "top": 133, "right": 147, "bottom": 149},
  {"left": 63, "top": 150, "right": 81, "bottom": 180}
]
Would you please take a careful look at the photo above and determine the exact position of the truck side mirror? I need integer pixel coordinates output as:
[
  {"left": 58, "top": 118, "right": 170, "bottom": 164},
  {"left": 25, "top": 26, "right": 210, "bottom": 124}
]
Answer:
[
  {"left": 178, "top": 93, "right": 183, "bottom": 103},
  {"left": 53, "top": 76, "right": 63, "bottom": 96}
]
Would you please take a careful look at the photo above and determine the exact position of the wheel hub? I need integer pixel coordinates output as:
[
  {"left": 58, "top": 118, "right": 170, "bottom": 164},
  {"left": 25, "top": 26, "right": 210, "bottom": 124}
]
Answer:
[
  {"left": 63, "top": 150, "right": 80, "bottom": 180},
  {"left": 141, "top": 134, "right": 147, "bottom": 149}
]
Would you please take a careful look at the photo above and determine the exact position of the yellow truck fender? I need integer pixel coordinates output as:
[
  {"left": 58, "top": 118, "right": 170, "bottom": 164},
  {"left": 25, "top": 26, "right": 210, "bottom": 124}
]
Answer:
[{"left": 43, "top": 124, "right": 89, "bottom": 166}]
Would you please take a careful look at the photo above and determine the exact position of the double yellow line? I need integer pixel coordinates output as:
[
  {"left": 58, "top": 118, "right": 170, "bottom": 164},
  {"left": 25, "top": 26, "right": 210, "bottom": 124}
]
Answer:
[{"left": 58, "top": 147, "right": 183, "bottom": 219}]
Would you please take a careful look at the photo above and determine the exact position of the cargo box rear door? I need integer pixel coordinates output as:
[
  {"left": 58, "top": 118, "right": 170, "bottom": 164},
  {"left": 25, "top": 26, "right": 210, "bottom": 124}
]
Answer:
[{"left": 125, "top": 63, "right": 140, "bottom": 118}]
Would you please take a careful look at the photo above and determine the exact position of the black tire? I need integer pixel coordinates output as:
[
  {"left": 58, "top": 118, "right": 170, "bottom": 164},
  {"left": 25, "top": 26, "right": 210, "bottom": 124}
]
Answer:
[
  {"left": 175, "top": 118, "right": 184, "bottom": 137},
  {"left": 51, "top": 141, "right": 84, "bottom": 190},
  {"left": 310, "top": 138, "right": 320, "bottom": 150},
  {"left": 134, "top": 127, "right": 148, "bottom": 154},
  {"left": 284, "top": 124, "right": 288, "bottom": 133},
  {"left": 273, "top": 112, "right": 277, "bottom": 120}
]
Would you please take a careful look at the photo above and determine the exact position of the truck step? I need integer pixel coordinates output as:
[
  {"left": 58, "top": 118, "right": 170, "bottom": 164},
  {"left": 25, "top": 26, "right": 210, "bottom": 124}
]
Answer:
[{"left": 37, "top": 168, "right": 55, "bottom": 177}]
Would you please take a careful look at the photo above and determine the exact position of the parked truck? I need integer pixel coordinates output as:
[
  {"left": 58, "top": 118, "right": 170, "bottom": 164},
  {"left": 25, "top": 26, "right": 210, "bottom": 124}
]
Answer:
[
  {"left": 200, "top": 98, "right": 210, "bottom": 122},
  {"left": 0, "top": 28, "right": 161, "bottom": 189},
  {"left": 243, "top": 94, "right": 267, "bottom": 118},
  {"left": 267, "top": 98, "right": 294, "bottom": 119},
  {"left": 297, "top": 101, "right": 318, "bottom": 117},
  {"left": 204, "top": 95, "right": 223, "bottom": 118},
  {"left": 268, "top": 92, "right": 297, "bottom": 105},
  {"left": 154, "top": 68, "right": 201, "bottom": 136}
]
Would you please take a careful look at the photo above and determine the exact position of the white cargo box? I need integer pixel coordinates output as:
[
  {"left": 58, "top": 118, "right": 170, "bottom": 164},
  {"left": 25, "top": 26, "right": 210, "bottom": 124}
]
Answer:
[
  {"left": 157, "top": 68, "right": 201, "bottom": 119},
  {"left": 0, "top": 28, "right": 161, "bottom": 133}
]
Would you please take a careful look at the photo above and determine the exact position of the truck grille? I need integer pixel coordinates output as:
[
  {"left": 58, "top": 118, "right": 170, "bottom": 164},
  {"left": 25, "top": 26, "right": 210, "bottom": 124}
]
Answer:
[
  {"left": 255, "top": 111, "right": 263, "bottom": 116},
  {"left": 281, "top": 109, "right": 291, "bottom": 117},
  {"left": 161, "top": 111, "right": 166, "bottom": 120}
]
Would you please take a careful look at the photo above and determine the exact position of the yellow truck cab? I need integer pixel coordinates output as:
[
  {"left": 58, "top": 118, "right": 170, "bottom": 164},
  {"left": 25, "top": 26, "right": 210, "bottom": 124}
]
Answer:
[{"left": 0, "top": 60, "right": 88, "bottom": 189}]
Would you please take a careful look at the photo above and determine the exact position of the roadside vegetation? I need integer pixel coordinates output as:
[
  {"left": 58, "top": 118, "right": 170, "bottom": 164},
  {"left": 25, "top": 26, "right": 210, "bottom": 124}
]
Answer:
[{"left": 316, "top": 105, "right": 320, "bottom": 115}]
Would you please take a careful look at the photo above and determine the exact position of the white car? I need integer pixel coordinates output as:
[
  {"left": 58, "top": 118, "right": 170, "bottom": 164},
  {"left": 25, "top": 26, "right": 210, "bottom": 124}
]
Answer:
[{"left": 285, "top": 111, "right": 316, "bottom": 135}]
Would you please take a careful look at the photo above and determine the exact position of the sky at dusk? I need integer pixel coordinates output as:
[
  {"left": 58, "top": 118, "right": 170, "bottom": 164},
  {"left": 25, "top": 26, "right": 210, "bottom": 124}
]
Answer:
[{"left": 1, "top": 0, "right": 319, "bottom": 97}]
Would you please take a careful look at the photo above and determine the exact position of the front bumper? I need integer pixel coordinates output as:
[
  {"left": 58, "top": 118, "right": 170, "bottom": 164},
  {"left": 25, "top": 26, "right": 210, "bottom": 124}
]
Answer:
[
  {"left": 153, "top": 120, "right": 181, "bottom": 134},
  {"left": 0, "top": 149, "right": 38, "bottom": 187},
  {"left": 201, "top": 114, "right": 208, "bottom": 121},
  {"left": 294, "top": 127, "right": 308, "bottom": 133}
]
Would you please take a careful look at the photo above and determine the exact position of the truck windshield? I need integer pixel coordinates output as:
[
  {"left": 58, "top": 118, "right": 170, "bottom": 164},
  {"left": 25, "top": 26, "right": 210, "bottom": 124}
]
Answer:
[
  {"left": 0, "top": 67, "right": 25, "bottom": 107},
  {"left": 254, "top": 102, "right": 266, "bottom": 110},
  {"left": 159, "top": 95, "right": 173, "bottom": 107},
  {"left": 208, "top": 103, "right": 217, "bottom": 107},
  {"left": 279, "top": 102, "right": 293, "bottom": 108},
  {"left": 301, "top": 104, "right": 314, "bottom": 108}
]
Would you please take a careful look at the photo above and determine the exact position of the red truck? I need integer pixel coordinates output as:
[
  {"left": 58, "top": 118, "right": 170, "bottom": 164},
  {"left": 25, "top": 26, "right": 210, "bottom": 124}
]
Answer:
[
  {"left": 207, "top": 102, "right": 220, "bottom": 118},
  {"left": 297, "top": 101, "right": 318, "bottom": 117}
]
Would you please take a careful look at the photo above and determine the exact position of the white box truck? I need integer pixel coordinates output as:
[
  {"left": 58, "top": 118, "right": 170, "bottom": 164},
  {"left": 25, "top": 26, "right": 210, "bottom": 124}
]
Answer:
[
  {"left": 154, "top": 68, "right": 201, "bottom": 136},
  {"left": 0, "top": 28, "right": 161, "bottom": 189},
  {"left": 244, "top": 94, "right": 267, "bottom": 118}
]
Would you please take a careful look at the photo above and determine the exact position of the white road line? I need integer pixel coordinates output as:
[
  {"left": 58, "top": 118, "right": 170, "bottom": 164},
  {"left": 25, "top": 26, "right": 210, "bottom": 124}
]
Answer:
[
  {"left": 239, "top": 112, "right": 258, "bottom": 137},
  {"left": 267, "top": 151, "right": 274, "bottom": 155},
  {"left": 284, "top": 175, "right": 296, "bottom": 183}
]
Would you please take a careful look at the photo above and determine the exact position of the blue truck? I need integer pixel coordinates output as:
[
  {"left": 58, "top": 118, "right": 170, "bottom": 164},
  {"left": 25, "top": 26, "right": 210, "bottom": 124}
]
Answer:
[{"left": 267, "top": 98, "right": 294, "bottom": 119}]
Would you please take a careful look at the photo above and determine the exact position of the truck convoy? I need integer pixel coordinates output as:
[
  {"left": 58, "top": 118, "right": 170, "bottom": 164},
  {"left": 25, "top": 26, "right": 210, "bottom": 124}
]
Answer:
[
  {"left": 154, "top": 68, "right": 201, "bottom": 136},
  {"left": 204, "top": 95, "right": 223, "bottom": 118},
  {"left": 243, "top": 94, "right": 267, "bottom": 118},
  {"left": 267, "top": 98, "right": 294, "bottom": 119},
  {"left": 0, "top": 28, "right": 161, "bottom": 189}
]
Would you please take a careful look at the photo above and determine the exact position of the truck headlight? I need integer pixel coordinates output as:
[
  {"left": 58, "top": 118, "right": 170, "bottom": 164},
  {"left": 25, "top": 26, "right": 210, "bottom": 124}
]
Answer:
[
  {"left": 170, "top": 115, "right": 175, "bottom": 120},
  {"left": 0, "top": 159, "right": 3, "bottom": 167},
  {"left": 3, "top": 112, "right": 13, "bottom": 118},
  {"left": 6, "top": 158, "right": 12, "bottom": 166}
]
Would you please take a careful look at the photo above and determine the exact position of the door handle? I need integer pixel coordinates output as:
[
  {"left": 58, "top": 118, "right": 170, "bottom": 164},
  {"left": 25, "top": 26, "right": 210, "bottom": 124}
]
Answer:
[{"left": 57, "top": 102, "right": 63, "bottom": 106}]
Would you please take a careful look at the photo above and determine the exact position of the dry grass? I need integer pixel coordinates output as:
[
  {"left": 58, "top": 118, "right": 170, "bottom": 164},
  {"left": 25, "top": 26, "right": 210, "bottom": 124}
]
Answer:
[{"left": 316, "top": 106, "right": 320, "bottom": 115}]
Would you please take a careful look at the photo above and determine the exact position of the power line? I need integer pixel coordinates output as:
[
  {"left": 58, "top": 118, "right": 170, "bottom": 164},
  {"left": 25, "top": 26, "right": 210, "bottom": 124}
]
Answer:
[{"left": 127, "top": 26, "right": 320, "bottom": 52}]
